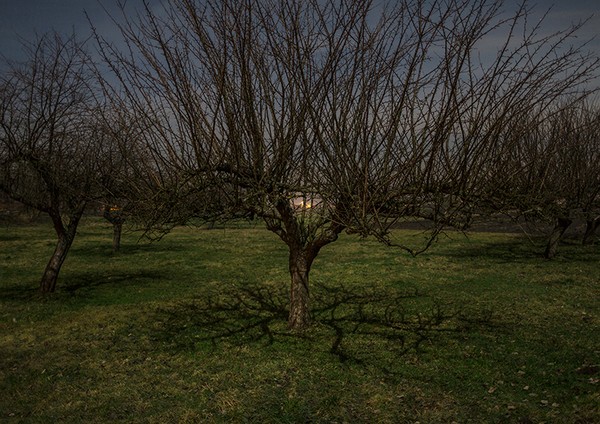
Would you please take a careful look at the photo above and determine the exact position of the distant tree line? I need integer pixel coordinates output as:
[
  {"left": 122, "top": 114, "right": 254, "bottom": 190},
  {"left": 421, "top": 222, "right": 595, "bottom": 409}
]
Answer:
[{"left": 0, "top": 0, "right": 598, "bottom": 329}]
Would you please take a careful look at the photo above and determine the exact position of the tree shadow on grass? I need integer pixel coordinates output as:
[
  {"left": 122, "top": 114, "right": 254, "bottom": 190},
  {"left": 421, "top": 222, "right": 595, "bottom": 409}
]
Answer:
[
  {"left": 436, "top": 235, "right": 544, "bottom": 263},
  {"left": 69, "top": 241, "right": 190, "bottom": 258},
  {"left": 439, "top": 234, "right": 599, "bottom": 264},
  {"left": 61, "top": 270, "right": 166, "bottom": 294},
  {"left": 0, "top": 271, "right": 165, "bottom": 303},
  {"left": 439, "top": 235, "right": 543, "bottom": 263},
  {"left": 150, "top": 281, "right": 503, "bottom": 369},
  {"left": 0, "top": 284, "right": 40, "bottom": 302}
]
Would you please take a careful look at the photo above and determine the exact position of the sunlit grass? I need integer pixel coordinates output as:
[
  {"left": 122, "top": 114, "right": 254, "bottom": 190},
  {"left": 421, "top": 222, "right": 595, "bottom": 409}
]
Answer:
[{"left": 1, "top": 217, "right": 598, "bottom": 423}]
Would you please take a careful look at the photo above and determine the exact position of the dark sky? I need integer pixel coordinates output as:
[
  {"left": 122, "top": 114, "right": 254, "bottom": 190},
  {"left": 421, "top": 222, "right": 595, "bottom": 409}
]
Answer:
[
  {"left": 0, "top": 0, "right": 156, "bottom": 61},
  {"left": 0, "top": 0, "right": 598, "bottom": 63},
  {"left": 0, "top": 0, "right": 108, "bottom": 58}
]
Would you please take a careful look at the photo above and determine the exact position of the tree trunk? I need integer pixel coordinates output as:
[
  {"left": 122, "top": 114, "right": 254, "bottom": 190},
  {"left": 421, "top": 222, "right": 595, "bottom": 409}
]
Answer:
[
  {"left": 267, "top": 200, "right": 344, "bottom": 331},
  {"left": 40, "top": 233, "right": 74, "bottom": 292},
  {"left": 582, "top": 217, "right": 599, "bottom": 245},
  {"left": 544, "top": 217, "right": 572, "bottom": 259},
  {"left": 288, "top": 247, "right": 314, "bottom": 331},
  {"left": 112, "top": 221, "right": 123, "bottom": 252},
  {"left": 40, "top": 210, "right": 83, "bottom": 293},
  {"left": 103, "top": 205, "right": 125, "bottom": 252}
]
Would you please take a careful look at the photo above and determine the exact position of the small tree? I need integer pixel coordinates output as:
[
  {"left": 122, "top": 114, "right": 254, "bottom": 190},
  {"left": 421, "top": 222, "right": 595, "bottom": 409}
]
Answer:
[
  {"left": 0, "top": 33, "right": 104, "bottom": 292},
  {"left": 94, "top": 111, "right": 143, "bottom": 253},
  {"left": 97, "top": 0, "right": 598, "bottom": 329}
]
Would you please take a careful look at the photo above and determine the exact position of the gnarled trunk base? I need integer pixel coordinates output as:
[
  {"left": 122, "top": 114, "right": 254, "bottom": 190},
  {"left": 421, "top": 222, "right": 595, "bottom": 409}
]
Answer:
[{"left": 544, "top": 217, "right": 572, "bottom": 259}]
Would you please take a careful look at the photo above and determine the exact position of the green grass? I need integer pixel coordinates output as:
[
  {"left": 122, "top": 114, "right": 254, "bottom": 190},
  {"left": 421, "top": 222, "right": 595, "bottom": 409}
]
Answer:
[{"left": 1, "top": 217, "right": 598, "bottom": 423}]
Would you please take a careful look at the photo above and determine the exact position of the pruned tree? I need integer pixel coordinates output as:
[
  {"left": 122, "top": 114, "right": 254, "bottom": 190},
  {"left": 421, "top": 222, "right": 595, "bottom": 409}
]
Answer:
[
  {"left": 0, "top": 33, "right": 105, "bottom": 292},
  {"left": 96, "top": 0, "right": 598, "bottom": 329}
]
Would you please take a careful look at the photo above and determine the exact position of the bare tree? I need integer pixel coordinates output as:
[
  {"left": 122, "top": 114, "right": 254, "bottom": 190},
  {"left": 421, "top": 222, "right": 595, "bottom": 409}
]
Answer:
[
  {"left": 96, "top": 0, "right": 598, "bottom": 329},
  {"left": 94, "top": 109, "right": 144, "bottom": 252},
  {"left": 577, "top": 105, "right": 600, "bottom": 246},
  {"left": 543, "top": 104, "right": 600, "bottom": 255},
  {"left": 0, "top": 33, "right": 105, "bottom": 292},
  {"left": 483, "top": 101, "right": 600, "bottom": 258}
]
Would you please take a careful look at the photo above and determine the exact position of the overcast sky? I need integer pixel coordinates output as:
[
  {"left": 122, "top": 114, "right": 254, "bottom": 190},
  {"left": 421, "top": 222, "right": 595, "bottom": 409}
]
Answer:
[{"left": 0, "top": 0, "right": 598, "bottom": 64}]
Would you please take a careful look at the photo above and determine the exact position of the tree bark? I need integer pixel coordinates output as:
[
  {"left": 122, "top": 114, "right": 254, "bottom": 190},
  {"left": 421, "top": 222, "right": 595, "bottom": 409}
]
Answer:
[
  {"left": 103, "top": 205, "right": 125, "bottom": 252},
  {"left": 582, "top": 217, "right": 599, "bottom": 245},
  {"left": 40, "top": 210, "right": 83, "bottom": 293},
  {"left": 544, "top": 217, "right": 572, "bottom": 259},
  {"left": 112, "top": 221, "right": 123, "bottom": 252},
  {"left": 40, "top": 234, "right": 73, "bottom": 292},
  {"left": 288, "top": 247, "right": 314, "bottom": 331}
]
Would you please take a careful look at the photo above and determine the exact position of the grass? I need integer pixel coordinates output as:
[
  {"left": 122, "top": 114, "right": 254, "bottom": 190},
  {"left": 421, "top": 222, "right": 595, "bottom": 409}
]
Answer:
[{"left": 0, "top": 217, "right": 598, "bottom": 423}]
